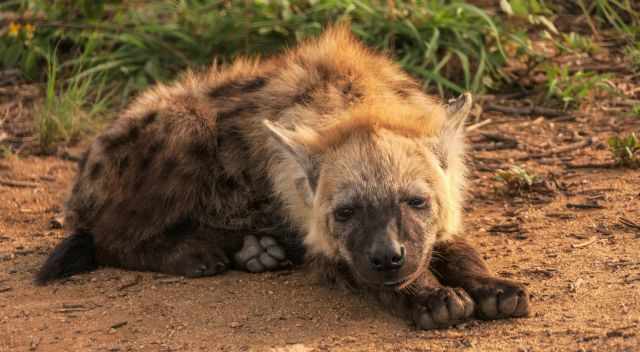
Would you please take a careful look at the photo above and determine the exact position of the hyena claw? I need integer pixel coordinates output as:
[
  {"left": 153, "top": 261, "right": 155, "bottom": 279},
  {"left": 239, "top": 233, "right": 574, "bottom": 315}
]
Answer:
[
  {"left": 412, "top": 287, "right": 475, "bottom": 330},
  {"left": 234, "top": 235, "right": 290, "bottom": 273},
  {"left": 468, "top": 279, "right": 530, "bottom": 320}
]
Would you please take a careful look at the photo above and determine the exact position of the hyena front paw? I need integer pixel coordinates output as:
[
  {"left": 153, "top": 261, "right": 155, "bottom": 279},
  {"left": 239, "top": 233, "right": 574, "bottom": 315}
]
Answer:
[
  {"left": 234, "top": 235, "right": 290, "bottom": 273},
  {"left": 412, "top": 287, "right": 474, "bottom": 330},
  {"left": 468, "top": 278, "right": 530, "bottom": 320}
]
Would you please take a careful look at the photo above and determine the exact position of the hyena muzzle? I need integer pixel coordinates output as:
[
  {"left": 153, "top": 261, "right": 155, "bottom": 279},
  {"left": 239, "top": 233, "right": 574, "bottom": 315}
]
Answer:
[{"left": 35, "top": 25, "right": 529, "bottom": 330}]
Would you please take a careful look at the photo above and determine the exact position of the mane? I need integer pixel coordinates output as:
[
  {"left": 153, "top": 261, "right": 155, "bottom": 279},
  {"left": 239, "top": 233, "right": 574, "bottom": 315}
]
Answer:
[
  {"left": 297, "top": 103, "right": 447, "bottom": 153},
  {"left": 287, "top": 23, "right": 448, "bottom": 152}
]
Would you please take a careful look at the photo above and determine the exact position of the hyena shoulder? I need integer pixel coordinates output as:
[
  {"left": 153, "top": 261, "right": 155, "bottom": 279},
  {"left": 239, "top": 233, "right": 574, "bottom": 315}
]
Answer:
[{"left": 66, "top": 63, "right": 281, "bottom": 245}]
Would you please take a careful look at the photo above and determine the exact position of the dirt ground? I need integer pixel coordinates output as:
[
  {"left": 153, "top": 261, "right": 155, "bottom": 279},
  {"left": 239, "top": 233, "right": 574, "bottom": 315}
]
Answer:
[{"left": 0, "top": 104, "right": 639, "bottom": 351}]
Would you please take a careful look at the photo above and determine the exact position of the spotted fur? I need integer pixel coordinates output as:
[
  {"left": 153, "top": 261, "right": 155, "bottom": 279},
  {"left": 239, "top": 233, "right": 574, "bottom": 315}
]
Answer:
[{"left": 36, "top": 25, "right": 468, "bottom": 286}]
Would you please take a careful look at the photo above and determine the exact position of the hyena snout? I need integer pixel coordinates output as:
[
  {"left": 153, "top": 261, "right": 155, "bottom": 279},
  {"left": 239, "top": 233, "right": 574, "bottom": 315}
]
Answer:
[{"left": 368, "top": 238, "right": 405, "bottom": 272}]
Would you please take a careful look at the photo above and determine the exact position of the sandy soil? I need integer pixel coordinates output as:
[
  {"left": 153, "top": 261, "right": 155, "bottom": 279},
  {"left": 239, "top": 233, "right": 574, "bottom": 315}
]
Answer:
[{"left": 0, "top": 107, "right": 639, "bottom": 352}]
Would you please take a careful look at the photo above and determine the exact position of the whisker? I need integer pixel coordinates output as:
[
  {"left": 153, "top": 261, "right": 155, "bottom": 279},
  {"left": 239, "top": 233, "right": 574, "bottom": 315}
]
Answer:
[{"left": 430, "top": 266, "right": 443, "bottom": 279}]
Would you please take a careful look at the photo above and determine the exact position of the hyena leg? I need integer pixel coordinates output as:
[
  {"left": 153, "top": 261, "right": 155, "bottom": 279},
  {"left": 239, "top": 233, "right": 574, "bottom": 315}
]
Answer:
[
  {"left": 376, "top": 270, "right": 475, "bottom": 330},
  {"left": 112, "top": 230, "right": 231, "bottom": 278},
  {"left": 233, "top": 235, "right": 291, "bottom": 273},
  {"left": 430, "top": 237, "right": 530, "bottom": 320}
]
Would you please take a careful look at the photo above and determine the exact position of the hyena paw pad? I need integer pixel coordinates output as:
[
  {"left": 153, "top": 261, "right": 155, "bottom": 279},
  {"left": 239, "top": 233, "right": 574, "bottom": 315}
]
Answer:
[
  {"left": 234, "top": 235, "right": 289, "bottom": 273},
  {"left": 471, "top": 280, "right": 530, "bottom": 320},
  {"left": 412, "top": 287, "right": 474, "bottom": 330}
]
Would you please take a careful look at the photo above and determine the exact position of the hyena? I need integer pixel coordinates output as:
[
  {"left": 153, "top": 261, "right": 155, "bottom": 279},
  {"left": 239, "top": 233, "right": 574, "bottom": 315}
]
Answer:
[{"left": 36, "top": 25, "right": 529, "bottom": 329}]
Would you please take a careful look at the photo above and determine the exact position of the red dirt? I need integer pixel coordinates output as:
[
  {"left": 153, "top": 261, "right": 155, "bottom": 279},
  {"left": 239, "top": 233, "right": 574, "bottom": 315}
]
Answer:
[{"left": 1, "top": 108, "right": 639, "bottom": 351}]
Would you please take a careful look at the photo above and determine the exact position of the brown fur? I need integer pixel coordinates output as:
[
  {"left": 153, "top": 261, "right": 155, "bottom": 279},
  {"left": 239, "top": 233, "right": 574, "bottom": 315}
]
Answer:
[{"left": 37, "top": 24, "right": 529, "bottom": 330}]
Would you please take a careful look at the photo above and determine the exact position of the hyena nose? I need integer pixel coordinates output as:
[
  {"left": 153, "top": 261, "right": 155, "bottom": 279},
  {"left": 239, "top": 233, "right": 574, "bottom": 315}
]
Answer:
[{"left": 369, "top": 244, "right": 405, "bottom": 271}]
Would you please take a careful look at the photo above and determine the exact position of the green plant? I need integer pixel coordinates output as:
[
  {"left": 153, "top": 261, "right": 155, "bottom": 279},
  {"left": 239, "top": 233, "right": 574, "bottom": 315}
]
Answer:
[
  {"left": 608, "top": 133, "right": 640, "bottom": 167},
  {"left": 35, "top": 48, "right": 110, "bottom": 152},
  {"left": 350, "top": 1, "right": 510, "bottom": 95},
  {"left": 545, "top": 65, "right": 615, "bottom": 109},
  {"left": 1, "top": 0, "right": 510, "bottom": 102},
  {"left": 500, "top": 0, "right": 551, "bottom": 17},
  {"left": 625, "top": 43, "right": 640, "bottom": 71},
  {"left": 0, "top": 145, "right": 12, "bottom": 158},
  {"left": 577, "top": 0, "right": 640, "bottom": 41},
  {"left": 500, "top": 0, "right": 557, "bottom": 36},
  {"left": 556, "top": 32, "right": 599, "bottom": 54},
  {"left": 495, "top": 165, "right": 540, "bottom": 191}
]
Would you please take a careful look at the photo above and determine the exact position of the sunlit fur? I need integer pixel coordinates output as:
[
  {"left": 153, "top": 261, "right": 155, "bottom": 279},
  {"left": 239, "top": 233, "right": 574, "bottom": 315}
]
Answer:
[
  {"left": 259, "top": 26, "right": 469, "bottom": 283},
  {"left": 44, "top": 24, "right": 467, "bottom": 286}
]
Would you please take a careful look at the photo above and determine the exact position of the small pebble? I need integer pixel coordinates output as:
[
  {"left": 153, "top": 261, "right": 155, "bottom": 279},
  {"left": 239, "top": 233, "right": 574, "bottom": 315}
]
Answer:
[{"left": 49, "top": 217, "right": 64, "bottom": 229}]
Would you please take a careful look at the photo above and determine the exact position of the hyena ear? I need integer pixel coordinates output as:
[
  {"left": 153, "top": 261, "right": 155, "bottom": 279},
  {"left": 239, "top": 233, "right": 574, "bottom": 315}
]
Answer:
[
  {"left": 263, "top": 119, "right": 320, "bottom": 192},
  {"left": 436, "top": 92, "right": 472, "bottom": 170},
  {"left": 433, "top": 93, "right": 472, "bottom": 236},
  {"left": 445, "top": 92, "right": 472, "bottom": 132}
]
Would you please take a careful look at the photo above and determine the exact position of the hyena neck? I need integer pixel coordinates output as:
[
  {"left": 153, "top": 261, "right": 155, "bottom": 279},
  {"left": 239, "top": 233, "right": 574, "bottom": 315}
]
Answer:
[
  {"left": 267, "top": 147, "right": 315, "bottom": 238},
  {"left": 266, "top": 140, "right": 344, "bottom": 261}
]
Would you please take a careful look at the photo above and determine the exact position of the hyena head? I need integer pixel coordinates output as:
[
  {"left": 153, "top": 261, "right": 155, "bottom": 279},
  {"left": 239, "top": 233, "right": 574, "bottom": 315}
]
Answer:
[{"left": 265, "top": 94, "right": 472, "bottom": 289}]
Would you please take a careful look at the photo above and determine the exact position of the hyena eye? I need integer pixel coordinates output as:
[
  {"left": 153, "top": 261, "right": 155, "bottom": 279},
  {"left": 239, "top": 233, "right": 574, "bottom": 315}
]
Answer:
[
  {"left": 405, "top": 197, "right": 429, "bottom": 209},
  {"left": 334, "top": 206, "right": 355, "bottom": 222}
]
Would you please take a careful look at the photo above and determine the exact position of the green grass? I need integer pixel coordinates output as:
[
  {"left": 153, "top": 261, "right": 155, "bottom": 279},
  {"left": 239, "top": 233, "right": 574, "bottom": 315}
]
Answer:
[
  {"left": 556, "top": 32, "right": 600, "bottom": 54},
  {"left": 0, "top": 145, "right": 12, "bottom": 159},
  {"left": 608, "top": 133, "right": 640, "bottom": 168},
  {"left": 495, "top": 165, "right": 540, "bottom": 191},
  {"left": 625, "top": 43, "right": 640, "bottom": 71},
  {"left": 35, "top": 48, "right": 110, "bottom": 152},
  {"left": 544, "top": 65, "right": 615, "bottom": 110},
  {"left": 0, "top": 0, "right": 509, "bottom": 100},
  {"left": 578, "top": 0, "right": 640, "bottom": 40}
]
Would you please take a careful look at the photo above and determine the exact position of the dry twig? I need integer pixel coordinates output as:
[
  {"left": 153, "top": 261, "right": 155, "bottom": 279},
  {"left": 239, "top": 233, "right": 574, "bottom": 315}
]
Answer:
[
  {"left": 488, "top": 223, "right": 521, "bottom": 234},
  {"left": 566, "top": 162, "right": 616, "bottom": 169},
  {"left": 620, "top": 217, "right": 640, "bottom": 237},
  {"left": 485, "top": 103, "right": 569, "bottom": 118},
  {"left": 118, "top": 275, "right": 142, "bottom": 291},
  {"left": 567, "top": 201, "right": 604, "bottom": 210},
  {"left": 465, "top": 118, "right": 493, "bottom": 132},
  {"left": 572, "top": 236, "right": 598, "bottom": 248},
  {"left": 517, "top": 138, "right": 592, "bottom": 161},
  {"left": 110, "top": 321, "right": 128, "bottom": 329},
  {"left": 0, "top": 177, "right": 40, "bottom": 188}
]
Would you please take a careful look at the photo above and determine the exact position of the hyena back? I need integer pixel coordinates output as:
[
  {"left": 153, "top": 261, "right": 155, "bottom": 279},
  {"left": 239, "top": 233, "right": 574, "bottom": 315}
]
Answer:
[{"left": 36, "top": 25, "right": 529, "bottom": 329}]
